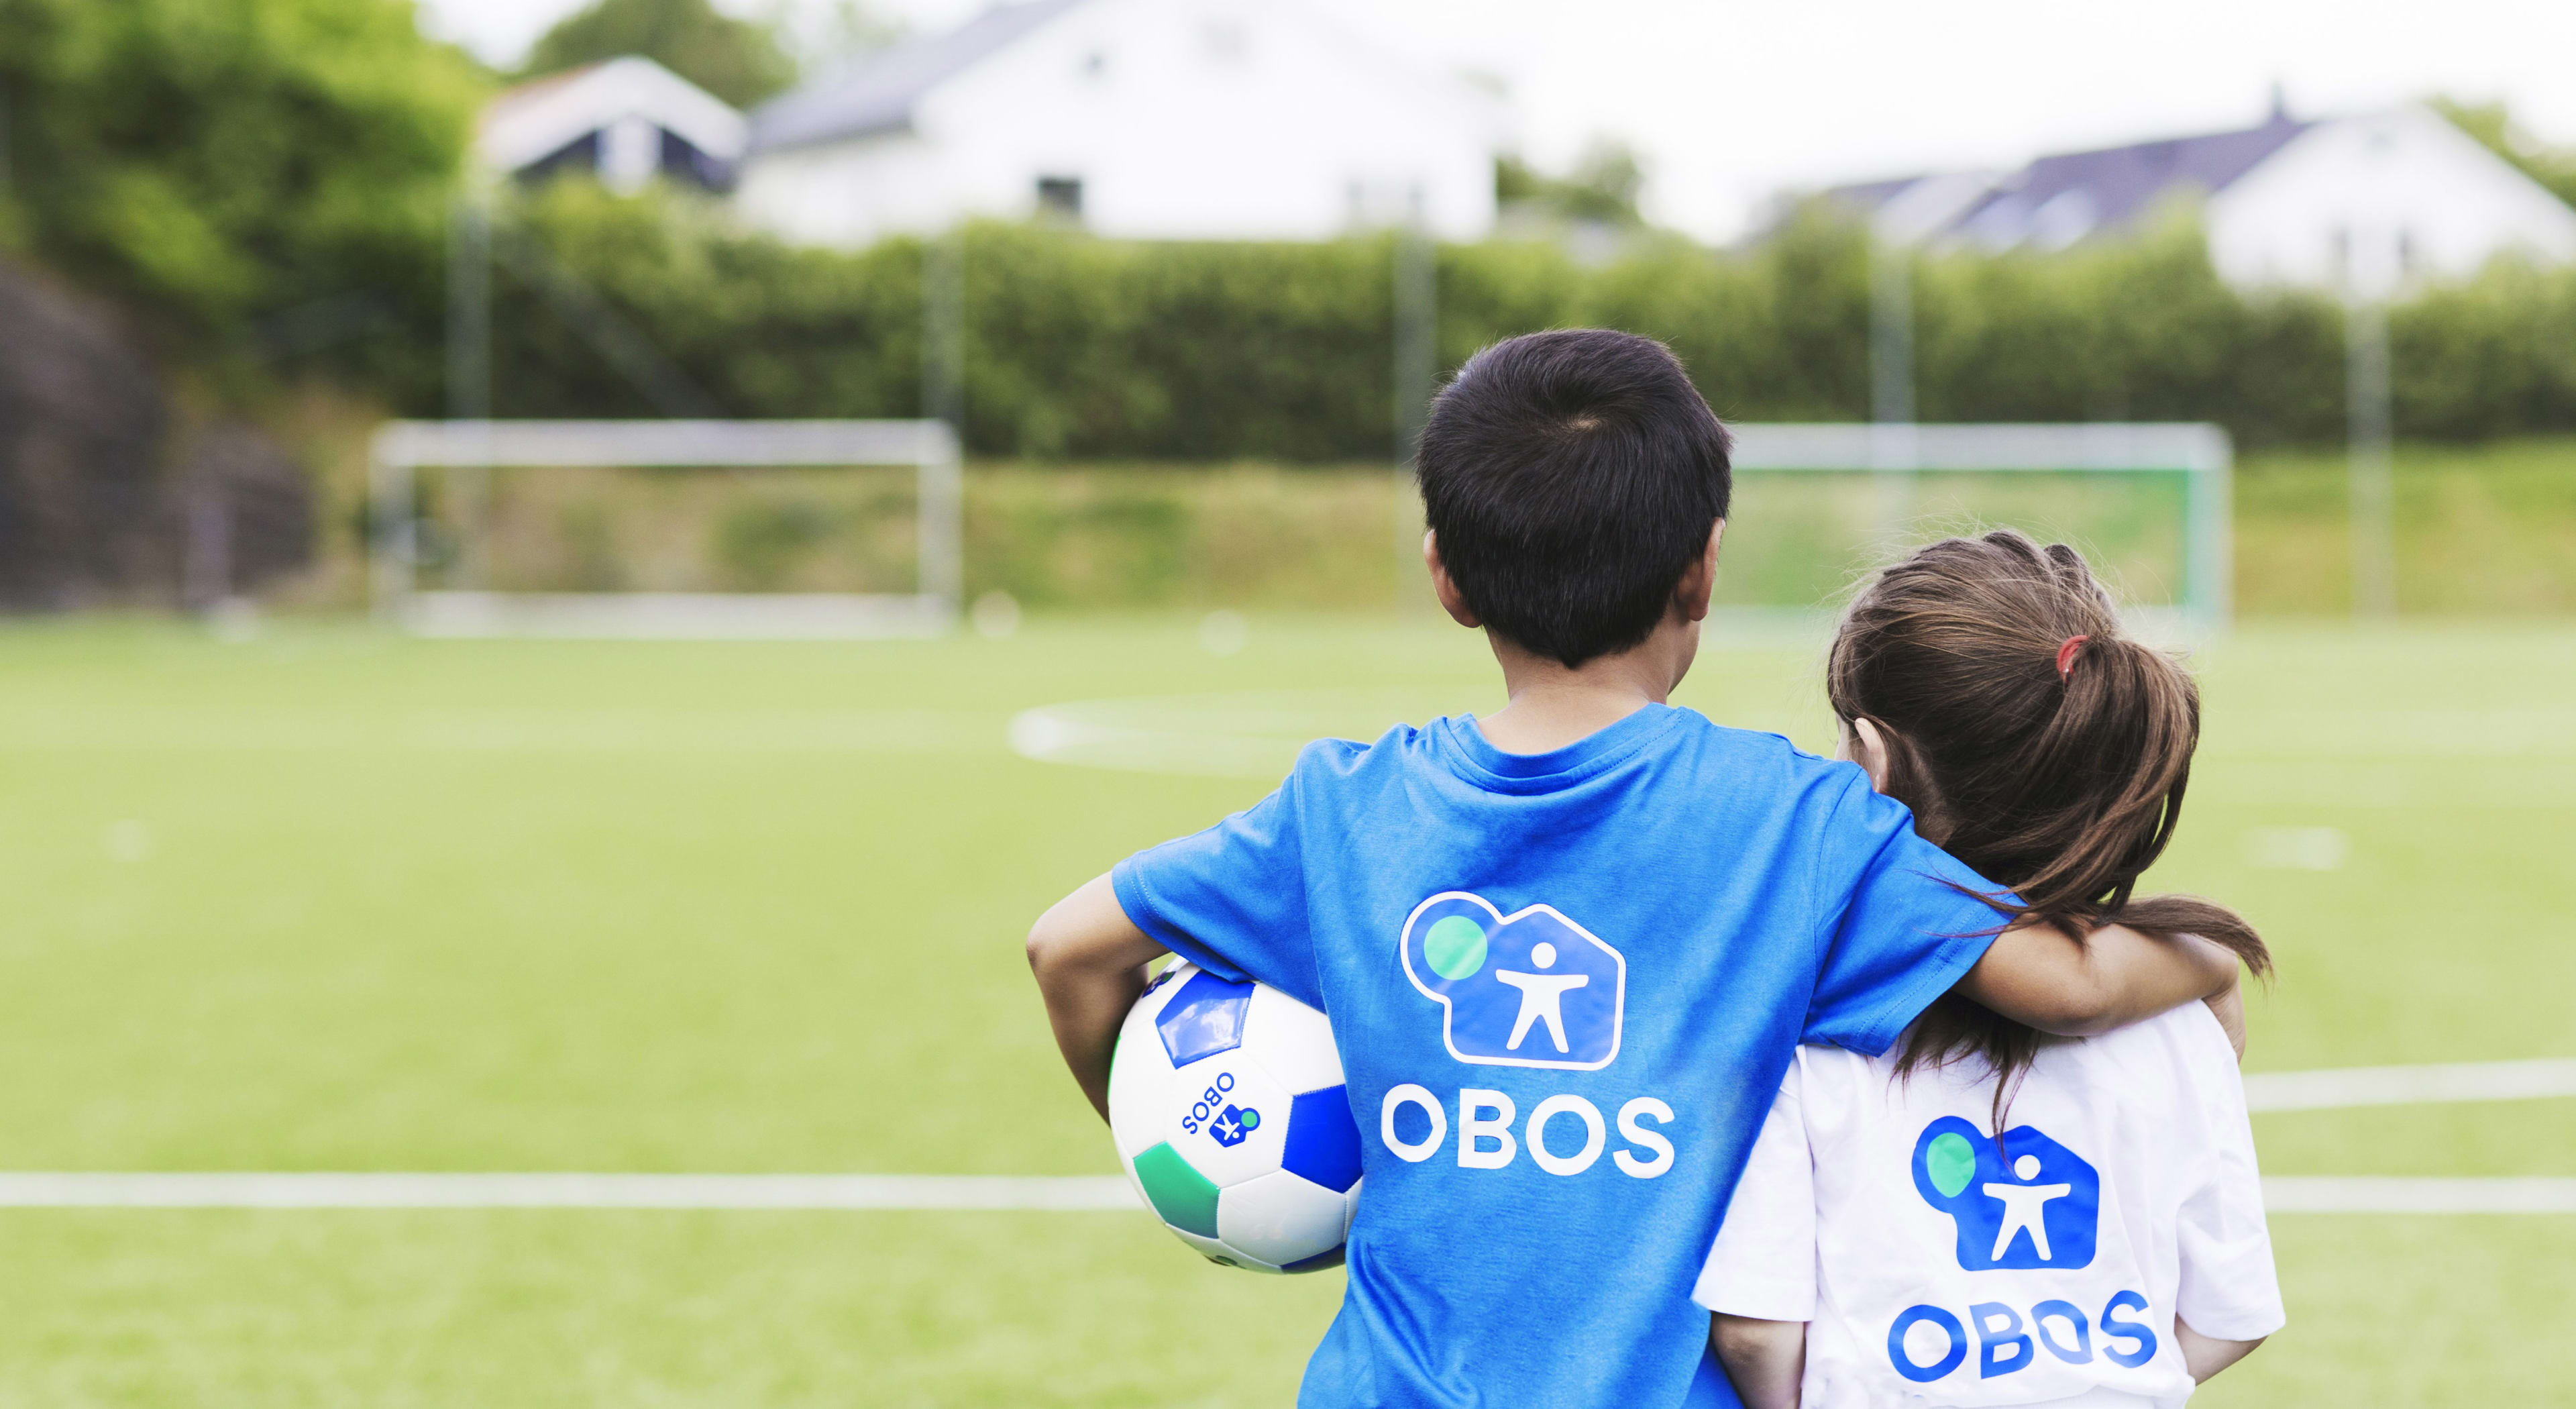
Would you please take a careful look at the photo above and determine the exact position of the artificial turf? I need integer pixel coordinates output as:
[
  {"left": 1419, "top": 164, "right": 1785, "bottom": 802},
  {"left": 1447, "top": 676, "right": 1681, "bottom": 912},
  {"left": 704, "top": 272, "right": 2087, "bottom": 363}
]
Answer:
[{"left": 0, "top": 615, "right": 2565, "bottom": 1403}]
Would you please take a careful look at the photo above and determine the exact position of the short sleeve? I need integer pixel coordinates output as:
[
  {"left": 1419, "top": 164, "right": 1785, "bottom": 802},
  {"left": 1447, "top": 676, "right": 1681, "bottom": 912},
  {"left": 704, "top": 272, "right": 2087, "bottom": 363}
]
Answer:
[
  {"left": 1110, "top": 752, "right": 1322, "bottom": 1008},
  {"left": 1693, "top": 1065, "right": 1817, "bottom": 1320},
  {"left": 1802, "top": 771, "right": 2012, "bottom": 1054},
  {"left": 2173, "top": 1012, "right": 2288, "bottom": 1341}
]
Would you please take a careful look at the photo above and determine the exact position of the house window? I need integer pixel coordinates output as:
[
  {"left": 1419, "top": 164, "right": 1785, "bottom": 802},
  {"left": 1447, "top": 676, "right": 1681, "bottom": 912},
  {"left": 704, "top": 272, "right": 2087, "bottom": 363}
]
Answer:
[{"left": 1036, "top": 176, "right": 1084, "bottom": 222}]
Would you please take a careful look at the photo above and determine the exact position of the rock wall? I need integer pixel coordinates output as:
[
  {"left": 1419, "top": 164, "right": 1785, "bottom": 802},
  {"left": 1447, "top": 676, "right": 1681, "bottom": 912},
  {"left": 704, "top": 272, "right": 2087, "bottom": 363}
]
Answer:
[{"left": 0, "top": 262, "right": 311, "bottom": 609}]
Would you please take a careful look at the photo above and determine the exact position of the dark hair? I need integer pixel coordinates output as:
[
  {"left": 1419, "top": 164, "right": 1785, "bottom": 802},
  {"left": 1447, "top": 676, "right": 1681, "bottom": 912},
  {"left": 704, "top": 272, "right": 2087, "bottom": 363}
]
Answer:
[
  {"left": 1826, "top": 530, "right": 2270, "bottom": 1120},
  {"left": 1415, "top": 329, "right": 1732, "bottom": 668}
]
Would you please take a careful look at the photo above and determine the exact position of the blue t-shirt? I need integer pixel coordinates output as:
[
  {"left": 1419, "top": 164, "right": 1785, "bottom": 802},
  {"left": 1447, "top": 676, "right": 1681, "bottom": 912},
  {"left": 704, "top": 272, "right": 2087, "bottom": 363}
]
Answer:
[{"left": 1111, "top": 704, "right": 2007, "bottom": 1409}]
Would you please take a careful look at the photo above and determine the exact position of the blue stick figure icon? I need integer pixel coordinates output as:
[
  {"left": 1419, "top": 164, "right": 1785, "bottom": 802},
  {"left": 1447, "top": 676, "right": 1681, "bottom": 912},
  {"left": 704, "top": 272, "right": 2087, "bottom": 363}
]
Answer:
[
  {"left": 1911, "top": 1116, "right": 2101, "bottom": 1271},
  {"left": 1399, "top": 892, "right": 1625, "bottom": 1070}
]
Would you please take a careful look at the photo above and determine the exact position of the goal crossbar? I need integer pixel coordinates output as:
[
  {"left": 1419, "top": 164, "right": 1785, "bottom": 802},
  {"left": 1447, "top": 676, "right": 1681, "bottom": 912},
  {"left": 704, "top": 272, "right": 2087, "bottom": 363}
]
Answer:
[{"left": 368, "top": 419, "right": 963, "bottom": 639}]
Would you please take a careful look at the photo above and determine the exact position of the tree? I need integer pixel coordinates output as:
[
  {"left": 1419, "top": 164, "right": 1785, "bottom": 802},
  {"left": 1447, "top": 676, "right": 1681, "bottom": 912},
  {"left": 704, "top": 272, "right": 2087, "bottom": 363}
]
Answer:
[
  {"left": 522, "top": 0, "right": 795, "bottom": 109},
  {"left": 1496, "top": 139, "right": 1648, "bottom": 228},
  {"left": 2434, "top": 97, "right": 2576, "bottom": 210},
  {"left": 777, "top": 0, "right": 907, "bottom": 71},
  {"left": 0, "top": 0, "right": 482, "bottom": 346}
]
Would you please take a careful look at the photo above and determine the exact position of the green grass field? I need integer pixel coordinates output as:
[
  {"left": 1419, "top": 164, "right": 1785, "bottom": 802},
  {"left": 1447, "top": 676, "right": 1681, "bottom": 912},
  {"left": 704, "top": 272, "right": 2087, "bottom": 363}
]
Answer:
[{"left": 0, "top": 615, "right": 2569, "bottom": 1406}]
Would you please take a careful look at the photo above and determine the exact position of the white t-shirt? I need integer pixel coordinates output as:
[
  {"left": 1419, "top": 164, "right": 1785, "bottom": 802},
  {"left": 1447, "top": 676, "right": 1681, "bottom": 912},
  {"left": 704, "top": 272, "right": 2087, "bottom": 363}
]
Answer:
[{"left": 1695, "top": 1004, "right": 2284, "bottom": 1409}]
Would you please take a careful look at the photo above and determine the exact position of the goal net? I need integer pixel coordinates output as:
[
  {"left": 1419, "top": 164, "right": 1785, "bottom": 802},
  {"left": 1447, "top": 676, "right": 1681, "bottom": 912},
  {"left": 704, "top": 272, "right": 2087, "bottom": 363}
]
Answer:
[
  {"left": 1717, "top": 423, "right": 2233, "bottom": 633},
  {"left": 367, "top": 420, "right": 962, "bottom": 639}
]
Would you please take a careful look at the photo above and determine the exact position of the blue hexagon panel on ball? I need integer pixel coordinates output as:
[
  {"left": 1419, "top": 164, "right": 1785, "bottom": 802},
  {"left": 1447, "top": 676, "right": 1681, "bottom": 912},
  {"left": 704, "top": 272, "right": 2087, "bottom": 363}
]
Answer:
[
  {"left": 1155, "top": 969, "right": 1254, "bottom": 1066},
  {"left": 1107, "top": 959, "right": 1360, "bottom": 1272}
]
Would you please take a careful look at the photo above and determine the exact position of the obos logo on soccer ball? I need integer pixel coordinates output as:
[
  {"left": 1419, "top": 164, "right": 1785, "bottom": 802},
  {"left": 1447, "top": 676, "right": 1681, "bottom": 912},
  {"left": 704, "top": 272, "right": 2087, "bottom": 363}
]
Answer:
[{"left": 1399, "top": 892, "right": 1625, "bottom": 1069}]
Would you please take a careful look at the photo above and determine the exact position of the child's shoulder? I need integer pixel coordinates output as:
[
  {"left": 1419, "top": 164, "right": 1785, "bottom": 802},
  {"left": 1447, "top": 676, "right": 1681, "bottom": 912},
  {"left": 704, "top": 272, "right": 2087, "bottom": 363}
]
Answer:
[
  {"left": 1673, "top": 716, "right": 1931, "bottom": 852},
  {"left": 1277, "top": 721, "right": 1430, "bottom": 782},
  {"left": 2066, "top": 1000, "right": 2241, "bottom": 1083},
  {"left": 1666, "top": 710, "right": 1874, "bottom": 790},
  {"left": 1275, "top": 709, "right": 1873, "bottom": 813}
]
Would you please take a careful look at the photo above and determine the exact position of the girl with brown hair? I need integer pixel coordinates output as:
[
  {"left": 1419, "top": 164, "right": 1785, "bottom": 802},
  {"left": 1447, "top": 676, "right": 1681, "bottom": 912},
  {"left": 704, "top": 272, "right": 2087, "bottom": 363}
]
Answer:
[{"left": 1696, "top": 531, "right": 2284, "bottom": 1409}]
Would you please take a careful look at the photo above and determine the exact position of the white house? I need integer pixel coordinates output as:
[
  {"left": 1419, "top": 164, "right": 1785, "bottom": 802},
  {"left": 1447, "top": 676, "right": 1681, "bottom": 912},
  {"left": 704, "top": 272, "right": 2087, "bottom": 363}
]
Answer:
[
  {"left": 477, "top": 57, "right": 748, "bottom": 195},
  {"left": 733, "top": 0, "right": 1507, "bottom": 246},
  {"left": 1829, "top": 101, "right": 2576, "bottom": 296}
]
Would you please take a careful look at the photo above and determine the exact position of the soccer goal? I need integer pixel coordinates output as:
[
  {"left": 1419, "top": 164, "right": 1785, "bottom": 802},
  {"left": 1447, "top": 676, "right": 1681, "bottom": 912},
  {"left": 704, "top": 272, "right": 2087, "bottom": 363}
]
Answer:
[
  {"left": 1718, "top": 423, "right": 2233, "bottom": 634},
  {"left": 367, "top": 419, "right": 963, "bottom": 639}
]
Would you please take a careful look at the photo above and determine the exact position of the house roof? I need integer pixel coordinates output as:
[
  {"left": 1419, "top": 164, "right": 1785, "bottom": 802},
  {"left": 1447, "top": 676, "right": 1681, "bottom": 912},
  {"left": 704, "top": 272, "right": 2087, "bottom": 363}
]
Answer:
[
  {"left": 747, "top": 0, "right": 1092, "bottom": 154},
  {"left": 1827, "top": 110, "right": 2314, "bottom": 250},
  {"left": 477, "top": 56, "right": 748, "bottom": 171}
]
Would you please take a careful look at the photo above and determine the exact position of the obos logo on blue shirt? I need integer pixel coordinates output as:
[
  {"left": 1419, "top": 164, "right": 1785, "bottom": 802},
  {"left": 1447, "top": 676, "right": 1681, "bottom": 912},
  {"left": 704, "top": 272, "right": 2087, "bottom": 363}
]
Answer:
[
  {"left": 1379, "top": 892, "right": 1673, "bottom": 1181},
  {"left": 1399, "top": 892, "right": 1625, "bottom": 1069}
]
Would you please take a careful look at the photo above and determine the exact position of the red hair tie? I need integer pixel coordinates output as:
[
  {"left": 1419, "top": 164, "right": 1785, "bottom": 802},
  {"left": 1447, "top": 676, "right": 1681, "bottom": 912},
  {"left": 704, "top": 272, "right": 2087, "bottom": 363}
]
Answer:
[{"left": 2055, "top": 635, "right": 2090, "bottom": 678}]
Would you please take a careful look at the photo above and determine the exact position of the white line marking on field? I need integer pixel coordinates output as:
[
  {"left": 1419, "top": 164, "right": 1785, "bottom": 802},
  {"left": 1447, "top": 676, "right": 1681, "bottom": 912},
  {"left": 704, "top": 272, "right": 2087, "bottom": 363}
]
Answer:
[
  {"left": 2244, "top": 1058, "right": 2576, "bottom": 1112},
  {"left": 2264, "top": 1178, "right": 2576, "bottom": 1214},
  {"left": 0, "top": 1059, "right": 2567, "bottom": 1212},
  {"left": 1008, "top": 691, "right": 1431, "bottom": 779},
  {"left": 0, "top": 1173, "right": 1140, "bottom": 1210},
  {"left": 0, "top": 1172, "right": 2563, "bottom": 1215}
]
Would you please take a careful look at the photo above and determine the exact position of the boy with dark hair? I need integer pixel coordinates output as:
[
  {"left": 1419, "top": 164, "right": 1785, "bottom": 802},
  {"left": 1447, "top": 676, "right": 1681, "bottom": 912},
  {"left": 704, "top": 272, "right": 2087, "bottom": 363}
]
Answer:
[{"left": 1028, "top": 329, "right": 2240, "bottom": 1409}]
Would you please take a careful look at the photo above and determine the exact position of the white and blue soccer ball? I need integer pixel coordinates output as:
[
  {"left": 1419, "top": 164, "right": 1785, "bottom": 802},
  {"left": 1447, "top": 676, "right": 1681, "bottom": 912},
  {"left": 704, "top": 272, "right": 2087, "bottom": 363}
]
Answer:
[{"left": 1108, "top": 959, "right": 1362, "bottom": 1272}]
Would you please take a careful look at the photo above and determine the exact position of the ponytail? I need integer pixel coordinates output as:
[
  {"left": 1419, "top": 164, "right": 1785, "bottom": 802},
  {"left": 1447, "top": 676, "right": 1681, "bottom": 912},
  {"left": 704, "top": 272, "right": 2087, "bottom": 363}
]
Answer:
[{"left": 1828, "top": 531, "right": 2269, "bottom": 1126}]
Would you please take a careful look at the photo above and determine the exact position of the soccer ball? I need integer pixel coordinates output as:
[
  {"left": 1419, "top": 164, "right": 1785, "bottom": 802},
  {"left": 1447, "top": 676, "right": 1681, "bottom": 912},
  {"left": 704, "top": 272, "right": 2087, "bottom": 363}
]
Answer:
[{"left": 1108, "top": 960, "right": 1361, "bottom": 1272}]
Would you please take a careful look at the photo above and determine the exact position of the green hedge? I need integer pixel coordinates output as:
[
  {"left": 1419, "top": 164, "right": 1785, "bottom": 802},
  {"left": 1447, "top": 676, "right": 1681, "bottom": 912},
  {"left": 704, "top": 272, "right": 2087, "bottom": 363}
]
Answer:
[{"left": 461, "top": 185, "right": 2576, "bottom": 458}]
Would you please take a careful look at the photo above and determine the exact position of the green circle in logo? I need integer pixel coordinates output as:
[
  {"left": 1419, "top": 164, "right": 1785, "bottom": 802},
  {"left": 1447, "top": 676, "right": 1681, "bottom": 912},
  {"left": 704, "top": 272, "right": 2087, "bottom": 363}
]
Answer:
[
  {"left": 1424, "top": 915, "right": 1489, "bottom": 980},
  {"left": 1926, "top": 1131, "right": 1978, "bottom": 1198}
]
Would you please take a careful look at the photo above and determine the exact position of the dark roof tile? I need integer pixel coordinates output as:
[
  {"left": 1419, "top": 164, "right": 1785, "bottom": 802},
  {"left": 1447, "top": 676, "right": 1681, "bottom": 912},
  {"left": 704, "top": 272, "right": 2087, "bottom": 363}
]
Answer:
[
  {"left": 748, "top": 0, "right": 1091, "bottom": 153},
  {"left": 1944, "top": 114, "right": 2312, "bottom": 246}
]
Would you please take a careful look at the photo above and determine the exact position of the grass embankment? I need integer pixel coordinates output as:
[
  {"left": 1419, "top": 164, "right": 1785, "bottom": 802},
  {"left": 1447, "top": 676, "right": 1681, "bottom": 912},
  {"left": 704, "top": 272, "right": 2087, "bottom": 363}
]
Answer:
[
  {"left": 990, "top": 441, "right": 2576, "bottom": 617},
  {"left": 288, "top": 429, "right": 2576, "bottom": 615},
  {"left": 2235, "top": 438, "right": 2576, "bottom": 615},
  {"left": 957, "top": 437, "right": 2576, "bottom": 616}
]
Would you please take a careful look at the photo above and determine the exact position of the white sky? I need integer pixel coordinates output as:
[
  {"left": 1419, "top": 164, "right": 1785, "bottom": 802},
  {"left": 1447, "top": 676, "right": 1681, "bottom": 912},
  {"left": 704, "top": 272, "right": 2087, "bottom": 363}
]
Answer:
[{"left": 418, "top": 0, "right": 2576, "bottom": 240}]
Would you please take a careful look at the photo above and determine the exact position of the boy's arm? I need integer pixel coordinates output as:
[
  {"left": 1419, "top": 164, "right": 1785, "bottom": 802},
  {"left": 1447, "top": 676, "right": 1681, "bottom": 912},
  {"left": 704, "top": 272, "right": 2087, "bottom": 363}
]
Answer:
[
  {"left": 2176, "top": 1319, "right": 2265, "bottom": 1381},
  {"left": 1709, "top": 1315, "right": 1805, "bottom": 1409},
  {"left": 1026, "top": 873, "right": 1167, "bottom": 1121},
  {"left": 1957, "top": 921, "right": 2241, "bottom": 1038}
]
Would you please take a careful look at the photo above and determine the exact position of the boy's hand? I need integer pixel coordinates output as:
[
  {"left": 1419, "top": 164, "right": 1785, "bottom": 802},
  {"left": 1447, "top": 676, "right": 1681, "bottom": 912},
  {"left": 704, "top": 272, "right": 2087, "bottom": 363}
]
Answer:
[
  {"left": 1709, "top": 1314, "right": 1805, "bottom": 1409},
  {"left": 1026, "top": 874, "right": 1168, "bottom": 1121},
  {"left": 2204, "top": 982, "right": 2248, "bottom": 1061},
  {"left": 1959, "top": 922, "right": 2241, "bottom": 1038}
]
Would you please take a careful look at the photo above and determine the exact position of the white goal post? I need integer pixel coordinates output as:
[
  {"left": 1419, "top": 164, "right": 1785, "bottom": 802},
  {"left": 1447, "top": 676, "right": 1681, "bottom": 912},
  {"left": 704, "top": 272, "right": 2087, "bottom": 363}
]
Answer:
[
  {"left": 367, "top": 419, "right": 963, "bottom": 639},
  {"left": 1725, "top": 422, "right": 2233, "bottom": 631}
]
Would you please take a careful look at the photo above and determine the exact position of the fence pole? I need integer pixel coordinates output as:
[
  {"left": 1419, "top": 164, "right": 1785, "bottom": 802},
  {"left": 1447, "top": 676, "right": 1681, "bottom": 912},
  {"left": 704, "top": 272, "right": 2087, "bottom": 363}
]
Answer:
[
  {"left": 923, "top": 229, "right": 965, "bottom": 443},
  {"left": 1393, "top": 189, "right": 1436, "bottom": 613},
  {"left": 1868, "top": 233, "right": 1918, "bottom": 547},
  {"left": 445, "top": 197, "right": 492, "bottom": 592},
  {"left": 918, "top": 426, "right": 964, "bottom": 620},
  {"left": 2345, "top": 294, "right": 2396, "bottom": 617}
]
